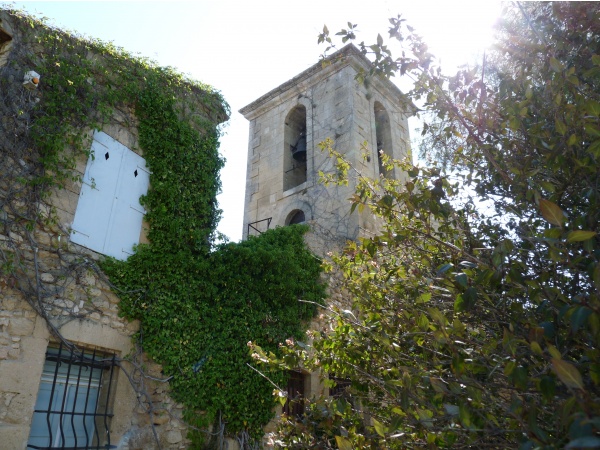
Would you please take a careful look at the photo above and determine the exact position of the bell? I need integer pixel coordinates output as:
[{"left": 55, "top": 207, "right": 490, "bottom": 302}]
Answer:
[{"left": 291, "top": 132, "right": 306, "bottom": 162}]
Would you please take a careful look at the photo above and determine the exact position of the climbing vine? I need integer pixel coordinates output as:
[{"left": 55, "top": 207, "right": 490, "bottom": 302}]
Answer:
[
  {"left": 104, "top": 74, "right": 326, "bottom": 442},
  {"left": 104, "top": 225, "right": 325, "bottom": 443},
  {"left": 1, "top": 8, "right": 324, "bottom": 447}
]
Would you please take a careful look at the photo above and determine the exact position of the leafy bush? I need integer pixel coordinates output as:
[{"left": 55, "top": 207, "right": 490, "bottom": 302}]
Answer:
[{"left": 257, "top": 3, "right": 600, "bottom": 448}]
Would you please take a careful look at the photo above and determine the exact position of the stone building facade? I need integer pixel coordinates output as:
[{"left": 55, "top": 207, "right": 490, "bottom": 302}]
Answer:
[
  {"left": 240, "top": 44, "right": 412, "bottom": 427},
  {"left": 240, "top": 44, "right": 412, "bottom": 252},
  {"left": 0, "top": 10, "right": 227, "bottom": 450}
]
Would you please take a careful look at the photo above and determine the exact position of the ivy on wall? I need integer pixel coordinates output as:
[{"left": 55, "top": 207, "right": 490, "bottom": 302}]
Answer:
[
  {"left": 2, "top": 8, "right": 325, "bottom": 445},
  {"left": 104, "top": 225, "right": 325, "bottom": 441}
]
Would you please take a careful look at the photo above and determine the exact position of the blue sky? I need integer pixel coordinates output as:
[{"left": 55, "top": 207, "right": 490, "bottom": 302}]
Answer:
[{"left": 6, "top": 1, "right": 501, "bottom": 241}]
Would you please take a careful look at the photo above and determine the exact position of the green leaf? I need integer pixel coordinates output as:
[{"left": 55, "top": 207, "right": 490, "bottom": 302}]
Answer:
[
  {"left": 430, "top": 377, "right": 448, "bottom": 394},
  {"left": 540, "top": 376, "right": 556, "bottom": 402},
  {"left": 417, "top": 313, "right": 430, "bottom": 331},
  {"left": 416, "top": 408, "right": 434, "bottom": 427},
  {"left": 586, "top": 100, "right": 600, "bottom": 117},
  {"left": 592, "top": 54, "right": 600, "bottom": 66},
  {"left": 373, "top": 418, "right": 387, "bottom": 437},
  {"left": 512, "top": 365, "right": 528, "bottom": 390},
  {"left": 539, "top": 199, "right": 566, "bottom": 226},
  {"left": 458, "top": 404, "right": 471, "bottom": 428},
  {"left": 335, "top": 436, "right": 353, "bottom": 450},
  {"left": 589, "top": 140, "right": 600, "bottom": 158},
  {"left": 568, "top": 133, "right": 578, "bottom": 146},
  {"left": 566, "top": 230, "right": 596, "bottom": 242},
  {"left": 555, "top": 118, "right": 567, "bottom": 135},
  {"left": 454, "top": 273, "right": 468, "bottom": 288},
  {"left": 428, "top": 308, "right": 446, "bottom": 326},
  {"left": 570, "top": 307, "right": 592, "bottom": 333},
  {"left": 552, "top": 359, "right": 584, "bottom": 390},
  {"left": 417, "top": 292, "right": 431, "bottom": 303},
  {"left": 547, "top": 344, "right": 562, "bottom": 360},
  {"left": 456, "top": 288, "right": 477, "bottom": 311},
  {"left": 549, "top": 57, "right": 563, "bottom": 72},
  {"left": 585, "top": 123, "right": 600, "bottom": 137},
  {"left": 436, "top": 263, "right": 454, "bottom": 275},
  {"left": 530, "top": 341, "right": 543, "bottom": 355}
]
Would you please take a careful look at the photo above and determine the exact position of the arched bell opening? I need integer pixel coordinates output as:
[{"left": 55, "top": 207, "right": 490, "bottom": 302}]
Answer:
[
  {"left": 285, "top": 209, "right": 306, "bottom": 226},
  {"left": 374, "top": 102, "right": 393, "bottom": 178},
  {"left": 284, "top": 105, "right": 307, "bottom": 191}
]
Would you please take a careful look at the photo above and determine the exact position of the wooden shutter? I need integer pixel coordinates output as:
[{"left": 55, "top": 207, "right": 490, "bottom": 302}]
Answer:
[{"left": 71, "top": 131, "right": 149, "bottom": 260}]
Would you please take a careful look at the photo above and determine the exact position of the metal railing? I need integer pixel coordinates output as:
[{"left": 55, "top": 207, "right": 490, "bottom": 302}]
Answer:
[{"left": 247, "top": 217, "right": 272, "bottom": 237}]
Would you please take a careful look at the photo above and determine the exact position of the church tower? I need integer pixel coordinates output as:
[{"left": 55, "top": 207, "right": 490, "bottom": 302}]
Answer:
[{"left": 239, "top": 44, "right": 412, "bottom": 252}]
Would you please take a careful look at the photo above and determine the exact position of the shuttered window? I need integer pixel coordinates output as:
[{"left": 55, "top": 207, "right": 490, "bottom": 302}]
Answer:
[{"left": 71, "top": 131, "right": 149, "bottom": 260}]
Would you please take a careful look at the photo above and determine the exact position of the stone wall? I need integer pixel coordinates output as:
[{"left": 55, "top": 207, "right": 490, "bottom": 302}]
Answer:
[
  {"left": 0, "top": 10, "right": 225, "bottom": 450},
  {"left": 240, "top": 44, "right": 412, "bottom": 254}
]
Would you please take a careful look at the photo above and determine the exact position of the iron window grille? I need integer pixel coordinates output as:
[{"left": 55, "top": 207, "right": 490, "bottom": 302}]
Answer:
[{"left": 27, "top": 343, "right": 118, "bottom": 450}]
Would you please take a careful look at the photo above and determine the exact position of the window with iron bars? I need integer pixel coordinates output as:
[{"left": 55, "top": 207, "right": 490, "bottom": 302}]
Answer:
[
  {"left": 328, "top": 376, "right": 351, "bottom": 399},
  {"left": 27, "top": 343, "right": 118, "bottom": 450},
  {"left": 282, "top": 370, "right": 306, "bottom": 417}
]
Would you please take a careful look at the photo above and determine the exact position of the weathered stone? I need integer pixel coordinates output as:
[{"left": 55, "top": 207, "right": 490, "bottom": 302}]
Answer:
[
  {"left": 80, "top": 274, "right": 95, "bottom": 286},
  {"left": 40, "top": 273, "right": 55, "bottom": 283},
  {"left": 8, "top": 231, "right": 23, "bottom": 243},
  {"left": 88, "top": 288, "right": 102, "bottom": 297},
  {"left": 166, "top": 430, "right": 182, "bottom": 444},
  {"left": 1, "top": 296, "right": 18, "bottom": 310},
  {"left": 152, "top": 414, "right": 170, "bottom": 425},
  {"left": 93, "top": 299, "right": 109, "bottom": 309},
  {"left": 8, "top": 317, "right": 34, "bottom": 336}
]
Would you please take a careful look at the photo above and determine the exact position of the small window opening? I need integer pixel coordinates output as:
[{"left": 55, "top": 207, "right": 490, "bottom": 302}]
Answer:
[
  {"left": 286, "top": 210, "right": 305, "bottom": 225},
  {"left": 284, "top": 105, "right": 307, "bottom": 191},
  {"left": 134, "top": 169, "right": 138, "bottom": 177},
  {"left": 0, "top": 28, "right": 11, "bottom": 45},
  {"left": 283, "top": 370, "right": 305, "bottom": 417},
  {"left": 329, "top": 375, "right": 351, "bottom": 398},
  {"left": 374, "top": 102, "right": 393, "bottom": 178},
  {"left": 27, "top": 343, "right": 117, "bottom": 450},
  {"left": 104, "top": 152, "right": 109, "bottom": 160},
  {"left": 0, "top": 27, "right": 14, "bottom": 69}
]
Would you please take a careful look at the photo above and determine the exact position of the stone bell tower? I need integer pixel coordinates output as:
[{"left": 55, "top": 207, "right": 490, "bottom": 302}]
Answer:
[{"left": 239, "top": 44, "right": 412, "bottom": 253}]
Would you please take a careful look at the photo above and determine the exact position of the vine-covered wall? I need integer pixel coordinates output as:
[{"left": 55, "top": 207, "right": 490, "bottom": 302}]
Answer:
[{"left": 0, "top": 8, "right": 324, "bottom": 449}]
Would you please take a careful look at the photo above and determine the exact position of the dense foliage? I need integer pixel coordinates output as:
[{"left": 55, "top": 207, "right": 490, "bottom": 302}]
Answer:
[
  {"left": 254, "top": 3, "right": 600, "bottom": 448},
  {"left": 104, "top": 225, "right": 325, "bottom": 442},
  {"left": 99, "top": 52, "right": 325, "bottom": 444},
  {"left": 2, "top": 9, "right": 325, "bottom": 446}
]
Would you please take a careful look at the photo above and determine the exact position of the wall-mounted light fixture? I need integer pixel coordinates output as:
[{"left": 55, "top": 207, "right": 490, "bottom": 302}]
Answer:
[{"left": 23, "top": 70, "right": 40, "bottom": 90}]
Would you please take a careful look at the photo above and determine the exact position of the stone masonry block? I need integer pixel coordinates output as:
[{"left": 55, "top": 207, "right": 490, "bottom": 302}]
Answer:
[{"left": 8, "top": 317, "right": 34, "bottom": 336}]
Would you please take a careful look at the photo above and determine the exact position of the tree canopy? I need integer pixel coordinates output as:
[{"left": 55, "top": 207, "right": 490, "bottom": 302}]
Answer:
[{"left": 253, "top": 3, "right": 600, "bottom": 448}]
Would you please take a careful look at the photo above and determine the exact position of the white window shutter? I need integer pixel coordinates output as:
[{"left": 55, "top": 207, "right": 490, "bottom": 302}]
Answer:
[
  {"left": 104, "top": 148, "right": 150, "bottom": 259},
  {"left": 71, "top": 131, "right": 149, "bottom": 260}
]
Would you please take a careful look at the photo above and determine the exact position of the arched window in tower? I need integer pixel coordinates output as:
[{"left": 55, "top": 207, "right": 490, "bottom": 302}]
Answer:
[
  {"left": 374, "top": 102, "right": 393, "bottom": 178},
  {"left": 285, "top": 209, "right": 305, "bottom": 225},
  {"left": 284, "top": 105, "right": 307, "bottom": 191}
]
